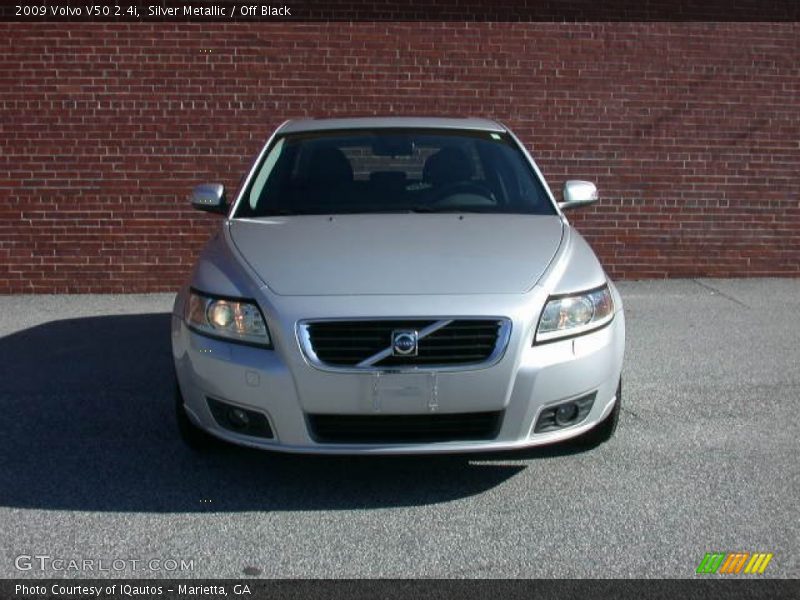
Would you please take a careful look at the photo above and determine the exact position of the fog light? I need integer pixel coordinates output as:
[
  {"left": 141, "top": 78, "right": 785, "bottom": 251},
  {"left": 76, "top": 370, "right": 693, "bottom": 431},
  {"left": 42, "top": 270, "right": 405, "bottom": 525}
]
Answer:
[
  {"left": 206, "top": 398, "right": 274, "bottom": 438},
  {"left": 533, "top": 392, "right": 597, "bottom": 434},
  {"left": 554, "top": 403, "right": 579, "bottom": 426},
  {"left": 227, "top": 408, "right": 250, "bottom": 429}
]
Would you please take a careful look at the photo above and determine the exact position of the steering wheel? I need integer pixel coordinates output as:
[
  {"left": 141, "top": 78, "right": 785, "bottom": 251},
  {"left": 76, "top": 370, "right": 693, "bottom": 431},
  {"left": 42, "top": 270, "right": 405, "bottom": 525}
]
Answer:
[{"left": 432, "top": 181, "right": 495, "bottom": 204}]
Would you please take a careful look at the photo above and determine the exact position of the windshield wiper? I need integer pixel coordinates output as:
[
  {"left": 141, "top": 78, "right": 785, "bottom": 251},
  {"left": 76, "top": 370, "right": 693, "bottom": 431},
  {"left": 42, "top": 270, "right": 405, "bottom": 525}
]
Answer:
[
  {"left": 255, "top": 207, "right": 490, "bottom": 216},
  {"left": 257, "top": 209, "right": 320, "bottom": 216},
  {"left": 407, "top": 206, "right": 488, "bottom": 213}
]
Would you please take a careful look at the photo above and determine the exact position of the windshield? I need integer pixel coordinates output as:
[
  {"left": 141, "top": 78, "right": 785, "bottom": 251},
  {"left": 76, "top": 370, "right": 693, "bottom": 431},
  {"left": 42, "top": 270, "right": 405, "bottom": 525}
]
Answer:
[{"left": 235, "top": 128, "right": 556, "bottom": 217}]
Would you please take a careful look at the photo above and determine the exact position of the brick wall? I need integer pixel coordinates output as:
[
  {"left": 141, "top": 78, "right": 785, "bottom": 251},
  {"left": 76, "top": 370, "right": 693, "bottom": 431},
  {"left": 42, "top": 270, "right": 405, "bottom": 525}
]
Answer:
[{"left": 1, "top": 22, "right": 798, "bottom": 293}]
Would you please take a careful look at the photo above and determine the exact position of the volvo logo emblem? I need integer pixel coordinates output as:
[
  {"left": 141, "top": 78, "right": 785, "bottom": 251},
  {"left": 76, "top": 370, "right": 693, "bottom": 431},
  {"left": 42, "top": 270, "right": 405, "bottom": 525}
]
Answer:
[{"left": 392, "top": 330, "right": 419, "bottom": 356}]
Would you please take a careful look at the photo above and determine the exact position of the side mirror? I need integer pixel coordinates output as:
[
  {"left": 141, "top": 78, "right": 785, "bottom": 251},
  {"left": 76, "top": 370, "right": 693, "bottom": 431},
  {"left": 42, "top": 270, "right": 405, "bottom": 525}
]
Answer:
[
  {"left": 558, "top": 180, "right": 598, "bottom": 211},
  {"left": 191, "top": 183, "right": 227, "bottom": 215}
]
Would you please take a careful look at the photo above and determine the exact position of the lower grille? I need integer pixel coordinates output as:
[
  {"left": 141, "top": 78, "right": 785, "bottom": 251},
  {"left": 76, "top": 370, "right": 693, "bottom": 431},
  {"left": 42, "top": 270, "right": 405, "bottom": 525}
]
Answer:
[{"left": 307, "top": 411, "right": 504, "bottom": 444}]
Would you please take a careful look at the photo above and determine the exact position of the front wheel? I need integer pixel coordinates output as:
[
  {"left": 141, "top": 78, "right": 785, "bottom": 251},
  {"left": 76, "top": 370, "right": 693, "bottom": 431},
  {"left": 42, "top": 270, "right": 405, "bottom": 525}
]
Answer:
[{"left": 573, "top": 378, "right": 621, "bottom": 448}]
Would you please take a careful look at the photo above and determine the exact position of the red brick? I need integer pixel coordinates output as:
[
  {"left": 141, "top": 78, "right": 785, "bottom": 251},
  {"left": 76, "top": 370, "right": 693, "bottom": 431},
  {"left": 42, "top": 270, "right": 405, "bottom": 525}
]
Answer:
[{"left": 0, "top": 22, "right": 798, "bottom": 293}]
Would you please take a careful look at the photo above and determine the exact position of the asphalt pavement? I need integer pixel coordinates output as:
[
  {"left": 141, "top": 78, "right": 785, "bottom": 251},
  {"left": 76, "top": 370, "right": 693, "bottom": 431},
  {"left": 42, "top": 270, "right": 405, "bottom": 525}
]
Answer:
[{"left": 0, "top": 279, "right": 797, "bottom": 578}]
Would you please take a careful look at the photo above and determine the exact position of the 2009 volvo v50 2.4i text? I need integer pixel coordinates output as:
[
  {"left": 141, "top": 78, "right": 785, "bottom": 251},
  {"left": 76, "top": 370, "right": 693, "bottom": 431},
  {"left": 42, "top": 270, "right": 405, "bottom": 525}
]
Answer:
[{"left": 172, "top": 117, "right": 625, "bottom": 454}]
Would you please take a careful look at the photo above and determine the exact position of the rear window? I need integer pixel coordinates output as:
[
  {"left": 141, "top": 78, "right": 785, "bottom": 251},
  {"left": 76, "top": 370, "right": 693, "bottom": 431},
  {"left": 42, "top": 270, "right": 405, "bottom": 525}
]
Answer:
[{"left": 235, "top": 128, "right": 555, "bottom": 217}]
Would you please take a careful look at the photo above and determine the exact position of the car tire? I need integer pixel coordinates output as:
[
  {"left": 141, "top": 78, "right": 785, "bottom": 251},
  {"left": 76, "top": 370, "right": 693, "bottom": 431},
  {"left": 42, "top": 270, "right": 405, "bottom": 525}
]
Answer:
[
  {"left": 175, "top": 384, "right": 219, "bottom": 451},
  {"left": 573, "top": 378, "right": 621, "bottom": 448}
]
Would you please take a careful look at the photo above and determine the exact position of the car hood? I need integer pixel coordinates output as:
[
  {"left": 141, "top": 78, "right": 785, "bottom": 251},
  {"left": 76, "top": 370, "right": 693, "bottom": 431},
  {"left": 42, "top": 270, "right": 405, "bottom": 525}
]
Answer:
[{"left": 228, "top": 214, "right": 563, "bottom": 296}]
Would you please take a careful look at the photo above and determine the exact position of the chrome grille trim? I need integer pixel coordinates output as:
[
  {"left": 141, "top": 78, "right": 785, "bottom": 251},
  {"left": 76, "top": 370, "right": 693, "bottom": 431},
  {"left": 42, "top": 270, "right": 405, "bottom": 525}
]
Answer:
[{"left": 296, "top": 317, "right": 512, "bottom": 373}]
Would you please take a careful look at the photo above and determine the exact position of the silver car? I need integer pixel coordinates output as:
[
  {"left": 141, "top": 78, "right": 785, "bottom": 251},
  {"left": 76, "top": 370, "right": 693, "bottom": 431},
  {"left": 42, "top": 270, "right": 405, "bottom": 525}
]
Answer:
[{"left": 172, "top": 117, "right": 625, "bottom": 454}]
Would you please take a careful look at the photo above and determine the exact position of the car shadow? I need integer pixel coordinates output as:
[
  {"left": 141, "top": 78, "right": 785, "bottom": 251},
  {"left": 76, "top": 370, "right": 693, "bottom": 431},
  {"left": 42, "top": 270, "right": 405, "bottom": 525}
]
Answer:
[{"left": 0, "top": 313, "right": 583, "bottom": 513}]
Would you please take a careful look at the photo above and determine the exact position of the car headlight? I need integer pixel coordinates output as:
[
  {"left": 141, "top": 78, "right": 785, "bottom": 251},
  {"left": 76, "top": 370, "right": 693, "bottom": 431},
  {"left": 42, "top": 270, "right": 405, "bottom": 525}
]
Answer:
[
  {"left": 185, "top": 290, "right": 272, "bottom": 348},
  {"left": 535, "top": 285, "right": 615, "bottom": 343}
]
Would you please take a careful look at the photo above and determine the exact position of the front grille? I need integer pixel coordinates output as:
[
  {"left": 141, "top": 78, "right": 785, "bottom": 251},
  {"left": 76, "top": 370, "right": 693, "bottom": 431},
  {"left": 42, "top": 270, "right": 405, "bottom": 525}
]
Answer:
[
  {"left": 308, "top": 411, "right": 504, "bottom": 444},
  {"left": 301, "top": 318, "right": 509, "bottom": 369}
]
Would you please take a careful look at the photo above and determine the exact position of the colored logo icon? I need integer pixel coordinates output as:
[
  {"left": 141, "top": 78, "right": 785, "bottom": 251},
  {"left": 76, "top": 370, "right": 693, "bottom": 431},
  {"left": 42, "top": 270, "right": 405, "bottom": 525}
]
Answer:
[{"left": 696, "top": 552, "right": 773, "bottom": 575}]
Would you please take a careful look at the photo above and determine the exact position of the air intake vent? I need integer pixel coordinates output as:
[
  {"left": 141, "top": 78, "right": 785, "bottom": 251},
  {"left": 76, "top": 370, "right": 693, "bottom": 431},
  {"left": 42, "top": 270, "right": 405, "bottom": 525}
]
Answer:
[{"left": 308, "top": 411, "right": 504, "bottom": 444}]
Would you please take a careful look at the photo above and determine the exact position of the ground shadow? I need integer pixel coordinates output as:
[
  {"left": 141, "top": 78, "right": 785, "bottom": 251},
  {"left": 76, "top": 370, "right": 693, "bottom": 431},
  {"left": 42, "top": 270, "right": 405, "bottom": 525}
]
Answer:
[{"left": 0, "top": 314, "right": 581, "bottom": 513}]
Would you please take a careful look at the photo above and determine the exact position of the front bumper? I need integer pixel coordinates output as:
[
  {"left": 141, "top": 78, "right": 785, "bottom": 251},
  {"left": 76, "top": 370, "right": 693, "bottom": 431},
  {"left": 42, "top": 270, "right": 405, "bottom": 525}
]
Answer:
[{"left": 172, "top": 290, "right": 625, "bottom": 455}]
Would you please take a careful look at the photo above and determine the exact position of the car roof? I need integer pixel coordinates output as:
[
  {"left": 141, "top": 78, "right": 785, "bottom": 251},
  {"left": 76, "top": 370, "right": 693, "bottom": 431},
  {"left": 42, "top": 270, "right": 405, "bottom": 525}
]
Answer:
[{"left": 277, "top": 117, "right": 507, "bottom": 134}]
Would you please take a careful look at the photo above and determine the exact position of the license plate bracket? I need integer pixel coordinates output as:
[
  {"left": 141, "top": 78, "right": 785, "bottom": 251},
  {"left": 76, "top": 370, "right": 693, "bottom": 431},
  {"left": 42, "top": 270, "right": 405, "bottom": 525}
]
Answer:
[{"left": 370, "top": 372, "right": 439, "bottom": 413}]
